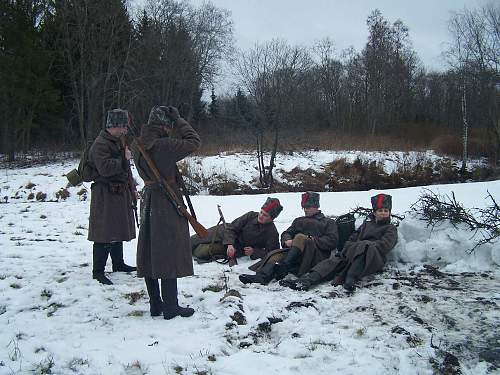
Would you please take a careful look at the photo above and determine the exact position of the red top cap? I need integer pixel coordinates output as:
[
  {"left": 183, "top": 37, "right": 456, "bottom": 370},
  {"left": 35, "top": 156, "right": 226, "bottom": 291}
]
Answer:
[{"left": 262, "top": 199, "right": 279, "bottom": 213}]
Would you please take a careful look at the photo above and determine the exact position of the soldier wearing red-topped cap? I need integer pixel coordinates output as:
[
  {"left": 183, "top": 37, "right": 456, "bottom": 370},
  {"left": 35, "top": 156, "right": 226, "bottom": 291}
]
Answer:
[
  {"left": 282, "top": 193, "right": 398, "bottom": 292},
  {"left": 190, "top": 197, "right": 283, "bottom": 263},
  {"left": 239, "top": 192, "right": 338, "bottom": 285}
]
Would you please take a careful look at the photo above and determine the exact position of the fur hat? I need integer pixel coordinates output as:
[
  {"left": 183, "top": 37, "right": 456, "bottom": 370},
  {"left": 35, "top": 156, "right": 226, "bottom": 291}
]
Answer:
[
  {"left": 147, "top": 105, "right": 170, "bottom": 126},
  {"left": 106, "top": 109, "right": 129, "bottom": 128},
  {"left": 371, "top": 193, "right": 392, "bottom": 211},
  {"left": 301, "top": 191, "right": 320, "bottom": 208},
  {"left": 261, "top": 197, "right": 283, "bottom": 219}
]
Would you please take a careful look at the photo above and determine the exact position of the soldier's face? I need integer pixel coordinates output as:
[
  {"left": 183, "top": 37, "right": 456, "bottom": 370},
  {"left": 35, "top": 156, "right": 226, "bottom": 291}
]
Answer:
[
  {"left": 107, "top": 126, "right": 128, "bottom": 137},
  {"left": 303, "top": 206, "right": 319, "bottom": 216},
  {"left": 257, "top": 209, "right": 272, "bottom": 224},
  {"left": 375, "top": 208, "right": 390, "bottom": 221}
]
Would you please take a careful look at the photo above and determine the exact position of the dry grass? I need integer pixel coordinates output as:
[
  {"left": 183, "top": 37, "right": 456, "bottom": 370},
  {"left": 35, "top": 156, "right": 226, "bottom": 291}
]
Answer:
[
  {"left": 194, "top": 122, "right": 479, "bottom": 155},
  {"left": 431, "top": 131, "right": 496, "bottom": 159}
]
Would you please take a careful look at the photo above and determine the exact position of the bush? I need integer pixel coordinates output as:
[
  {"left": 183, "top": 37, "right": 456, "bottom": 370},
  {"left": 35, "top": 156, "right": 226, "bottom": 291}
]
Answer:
[{"left": 432, "top": 134, "right": 494, "bottom": 158}]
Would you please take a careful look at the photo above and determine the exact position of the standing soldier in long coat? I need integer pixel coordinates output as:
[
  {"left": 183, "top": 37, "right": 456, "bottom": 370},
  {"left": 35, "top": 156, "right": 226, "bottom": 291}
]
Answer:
[
  {"left": 282, "top": 193, "right": 398, "bottom": 291},
  {"left": 190, "top": 198, "right": 283, "bottom": 263},
  {"left": 239, "top": 192, "right": 338, "bottom": 285},
  {"left": 134, "top": 105, "right": 200, "bottom": 320},
  {"left": 87, "top": 109, "right": 137, "bottom": 285}
]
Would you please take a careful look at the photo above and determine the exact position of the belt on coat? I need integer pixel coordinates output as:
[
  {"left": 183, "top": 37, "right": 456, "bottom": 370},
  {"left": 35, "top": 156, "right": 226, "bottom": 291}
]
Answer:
[{"left": 144, "top": 177, "right": 176, "bottom": 187}]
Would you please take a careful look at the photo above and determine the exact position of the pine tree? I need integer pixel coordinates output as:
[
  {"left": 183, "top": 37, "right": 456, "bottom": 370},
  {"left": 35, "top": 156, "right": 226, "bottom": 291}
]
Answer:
[{"left": 0, "top": 0, "right": 61, "bottom": 160}]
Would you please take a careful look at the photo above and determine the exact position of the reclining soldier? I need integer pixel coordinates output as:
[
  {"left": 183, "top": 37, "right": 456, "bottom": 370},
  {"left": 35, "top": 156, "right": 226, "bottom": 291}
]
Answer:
[
  {"left": 190, "top": 198, "right": 283, "bottom": 263},
  {"left": 282, "top": 193, "right": 398, "bottom": 292},
  {"left": 239, "top": 192, "right": 338, "bottom": 285}
]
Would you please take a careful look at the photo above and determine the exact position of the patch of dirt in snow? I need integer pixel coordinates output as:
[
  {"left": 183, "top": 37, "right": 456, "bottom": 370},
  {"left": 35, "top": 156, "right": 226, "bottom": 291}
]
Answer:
[{"left": 232, "top": 264, "right": 499, "bottom": 373}]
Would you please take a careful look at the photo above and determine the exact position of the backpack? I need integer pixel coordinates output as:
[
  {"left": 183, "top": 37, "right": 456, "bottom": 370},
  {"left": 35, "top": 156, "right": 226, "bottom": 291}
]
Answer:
[
  {"left": 66, "top": 141, "right": 98, "bottom": 186},
  {"left": 335, "top": 213, "right": 356, "bottom": 251}
]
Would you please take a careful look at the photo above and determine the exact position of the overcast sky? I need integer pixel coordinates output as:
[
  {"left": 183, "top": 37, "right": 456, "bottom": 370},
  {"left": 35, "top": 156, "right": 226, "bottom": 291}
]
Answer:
[{"left": 189, "top": 0, "right": 488, "bottom": 94}]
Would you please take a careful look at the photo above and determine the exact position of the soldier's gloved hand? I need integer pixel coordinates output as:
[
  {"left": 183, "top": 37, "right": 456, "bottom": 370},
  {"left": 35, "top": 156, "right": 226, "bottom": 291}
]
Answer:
[
  {"left": 227, "top": 245, "right": 236, "bottom": 259},
  {"left": 165, "top": 106, "right": 180, "bottom": 121}
]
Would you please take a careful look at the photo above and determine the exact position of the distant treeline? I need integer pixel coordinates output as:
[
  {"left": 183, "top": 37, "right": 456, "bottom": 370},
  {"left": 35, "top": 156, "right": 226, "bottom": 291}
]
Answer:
[{"left": 0, "top": 1, "right": 499, "bottom": 162}]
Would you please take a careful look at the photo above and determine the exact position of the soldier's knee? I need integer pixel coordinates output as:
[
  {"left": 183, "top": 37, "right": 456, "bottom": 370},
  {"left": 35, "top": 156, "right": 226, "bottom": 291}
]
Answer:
[
  {"left": 293, "top": 233, "right": 308, "bottom": 241},
  {"left": 292, "top": 233, "right": 310, "bottom": 250},
  {"left": 268, "top": 253, "right": 285, "bottom": 264},
  {"left": 193, "top": 245, "right": 211, "bottom": 260}
]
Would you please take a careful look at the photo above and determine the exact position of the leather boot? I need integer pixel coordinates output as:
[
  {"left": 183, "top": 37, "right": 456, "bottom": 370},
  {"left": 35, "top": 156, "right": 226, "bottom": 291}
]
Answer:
[
  {"left": 110, "top": 242, "right": 137, "bottom": 272},
  {"left": 280, "top": 271, "right": 322, "bottom": 291},
  {"left": 92, "top": 243, "right": 113, "bottom": 285},
  {"left": 239, "top": 263, "right": 276, "bottom": 285},
  {"left": 161, "top": 278, "right": 194, "bottom": 320},
  {"left": 145, "top": 277, "right": 162, "bottom": 317},
  {"left": 274, "top": 247, "right": 302, "bottom": 280},
  {"left": 343, "top": 254, "right": 366, "bottom": 292}
]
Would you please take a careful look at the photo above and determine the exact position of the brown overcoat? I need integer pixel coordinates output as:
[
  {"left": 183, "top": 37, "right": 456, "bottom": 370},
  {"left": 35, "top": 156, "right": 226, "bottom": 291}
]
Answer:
[
  {"left": 87, "top": 130, "right": 136, "bottom": 243},
  {"left": 313, "top": 218, "right": 398, "bottom": 279},
  {"left": 190, "top": 211, "right": 279, "bottom": 259},
  {"left": 249, "top": 211, "right": 338, "bottom": 275},
  {"left": 281, "top": 212, "right": 338, "bottom": 255},
  {"left": 134, "top": 119, "right": 201, "bottom": 278}
]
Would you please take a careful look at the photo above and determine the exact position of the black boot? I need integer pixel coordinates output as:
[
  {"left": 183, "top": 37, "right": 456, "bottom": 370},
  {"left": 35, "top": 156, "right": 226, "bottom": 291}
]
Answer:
[
  {"left": 110, "top": 242, "right": 137, "bottom": 272},
  {"left": 239, "top": 263, "right": 276, "bottom": 285},
  {"left": 343, "top": 254, "right": 366, "bottom": 292},
  {"left": 145, "top": 277, "right": 162, "bottom": 317},
  {"left": 161, "top": 278, "right": 194, "bottom": 320},
  {"left": 275, "top": 247, "right": 302, "bottom": 280},
  {"left": 280, "top": 271, "right": 322, "bottom": 291},
  {"left": 92, "top": 243, "right": 113, "bottom": 285}
]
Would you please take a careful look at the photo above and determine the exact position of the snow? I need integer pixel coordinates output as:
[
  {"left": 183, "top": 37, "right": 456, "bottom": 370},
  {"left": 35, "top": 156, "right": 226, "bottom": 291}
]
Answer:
[
  {"left": 181, "top": 150, "right": 486, "bottom": 187},
  {"left": 0, "top": 154, "right": 499, "bottom": 375}
]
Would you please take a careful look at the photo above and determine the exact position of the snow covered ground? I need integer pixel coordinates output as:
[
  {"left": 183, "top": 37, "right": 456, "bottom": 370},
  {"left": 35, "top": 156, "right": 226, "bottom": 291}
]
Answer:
[
  {"left": 0, "top": 156, "right": 499, "bottom": 375},
  {"left": 180, "top": 150, "right": 486, "bottom": 189}
]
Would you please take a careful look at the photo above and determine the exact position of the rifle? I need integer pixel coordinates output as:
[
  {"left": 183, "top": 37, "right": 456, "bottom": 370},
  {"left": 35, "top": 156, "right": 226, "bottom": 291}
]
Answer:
[
  {"left": 176, "top": 167, "right": 197, "bottom": 220},
  {"left": 121, "top": 138, "right": 139, "bottom": 227},
  {"left": 217, "top": 205, "right": 237, "bottom": 267},
  {"left": 131, "top": 135, "right": 209, "bottom": 238}
]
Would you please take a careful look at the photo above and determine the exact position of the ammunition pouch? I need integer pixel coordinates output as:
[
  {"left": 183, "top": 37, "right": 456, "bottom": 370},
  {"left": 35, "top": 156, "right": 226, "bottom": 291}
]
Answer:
[{"left": 66, "top": 169, "right": 82, "bottom": 187}]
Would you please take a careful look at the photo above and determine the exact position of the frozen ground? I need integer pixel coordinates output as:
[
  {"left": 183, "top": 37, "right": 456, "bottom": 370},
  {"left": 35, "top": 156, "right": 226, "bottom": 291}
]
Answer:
[{"left": 0, "top": 157, "right": 499, "bottom": 375}]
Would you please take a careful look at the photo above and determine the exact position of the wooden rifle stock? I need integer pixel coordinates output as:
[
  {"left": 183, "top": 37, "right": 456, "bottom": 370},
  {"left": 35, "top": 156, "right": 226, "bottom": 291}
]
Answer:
[{"left": 133, "top": 138, "right": 209, "bottom": 238}]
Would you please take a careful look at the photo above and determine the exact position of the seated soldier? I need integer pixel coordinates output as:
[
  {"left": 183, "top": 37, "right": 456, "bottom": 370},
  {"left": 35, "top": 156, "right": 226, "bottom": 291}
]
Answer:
[
  {"left": 190, "top": 198, "right": 282, "bottom": 263},
  {"left": 239, "top": 191, "right": 338, "bottom": 285},
  {"left": 282, "top": 193, "right": 398, "bottom": 292}
]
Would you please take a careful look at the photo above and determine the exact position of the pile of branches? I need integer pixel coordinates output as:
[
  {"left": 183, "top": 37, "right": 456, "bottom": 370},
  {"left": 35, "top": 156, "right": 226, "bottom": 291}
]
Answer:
[{"left": 411, "top": 189, "right": 500, "bottom": 251}]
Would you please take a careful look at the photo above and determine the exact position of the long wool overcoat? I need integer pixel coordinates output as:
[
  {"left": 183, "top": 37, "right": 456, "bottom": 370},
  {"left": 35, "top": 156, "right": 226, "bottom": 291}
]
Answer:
[
  {"left": 249, "top": 211, "right": 338, "bottom": 275},
  {"left": 87, "top": 130, "right": 136, "bottom": 243},
  {"left": 134, "top": 119, "right": 200, "bottom": 279},
  {"left": 313, "top": 217, "right": 397, "bottom": 279}
]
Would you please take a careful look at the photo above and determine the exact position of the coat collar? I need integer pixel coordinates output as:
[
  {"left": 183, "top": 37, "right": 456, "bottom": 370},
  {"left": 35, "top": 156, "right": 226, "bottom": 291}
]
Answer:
[
  {"left": 100, "top": 129, "right": 120, "bottom": 143},
  {"left": 305, "top": 211, "right": 325, "bottom": 220}
]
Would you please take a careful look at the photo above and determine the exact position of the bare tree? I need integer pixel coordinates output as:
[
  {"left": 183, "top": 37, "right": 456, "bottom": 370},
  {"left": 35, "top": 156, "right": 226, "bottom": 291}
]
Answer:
[
  {"left": 235, "top": 39, "right": 312, "bottom": 188},
  {"left": 129, "top": 0, "right": 233, "bottom": 122},
  {"left": 312, "top": 38, "right": 344, "bottom": 129},
  {"left": 448, "top": 3, "right": 500, "bottom": 166},
  {"left": 54, "top": 0, "right": 132, "bottom": 146}
]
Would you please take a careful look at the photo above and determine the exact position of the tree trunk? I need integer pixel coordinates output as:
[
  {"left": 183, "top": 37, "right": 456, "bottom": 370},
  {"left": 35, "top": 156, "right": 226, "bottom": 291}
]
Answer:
[
  {"left": 268, "top": 126, "right": 279, "bottom": 189},
  {"left": 461, "top": 80, "right": 468, "bottom": 173}
]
